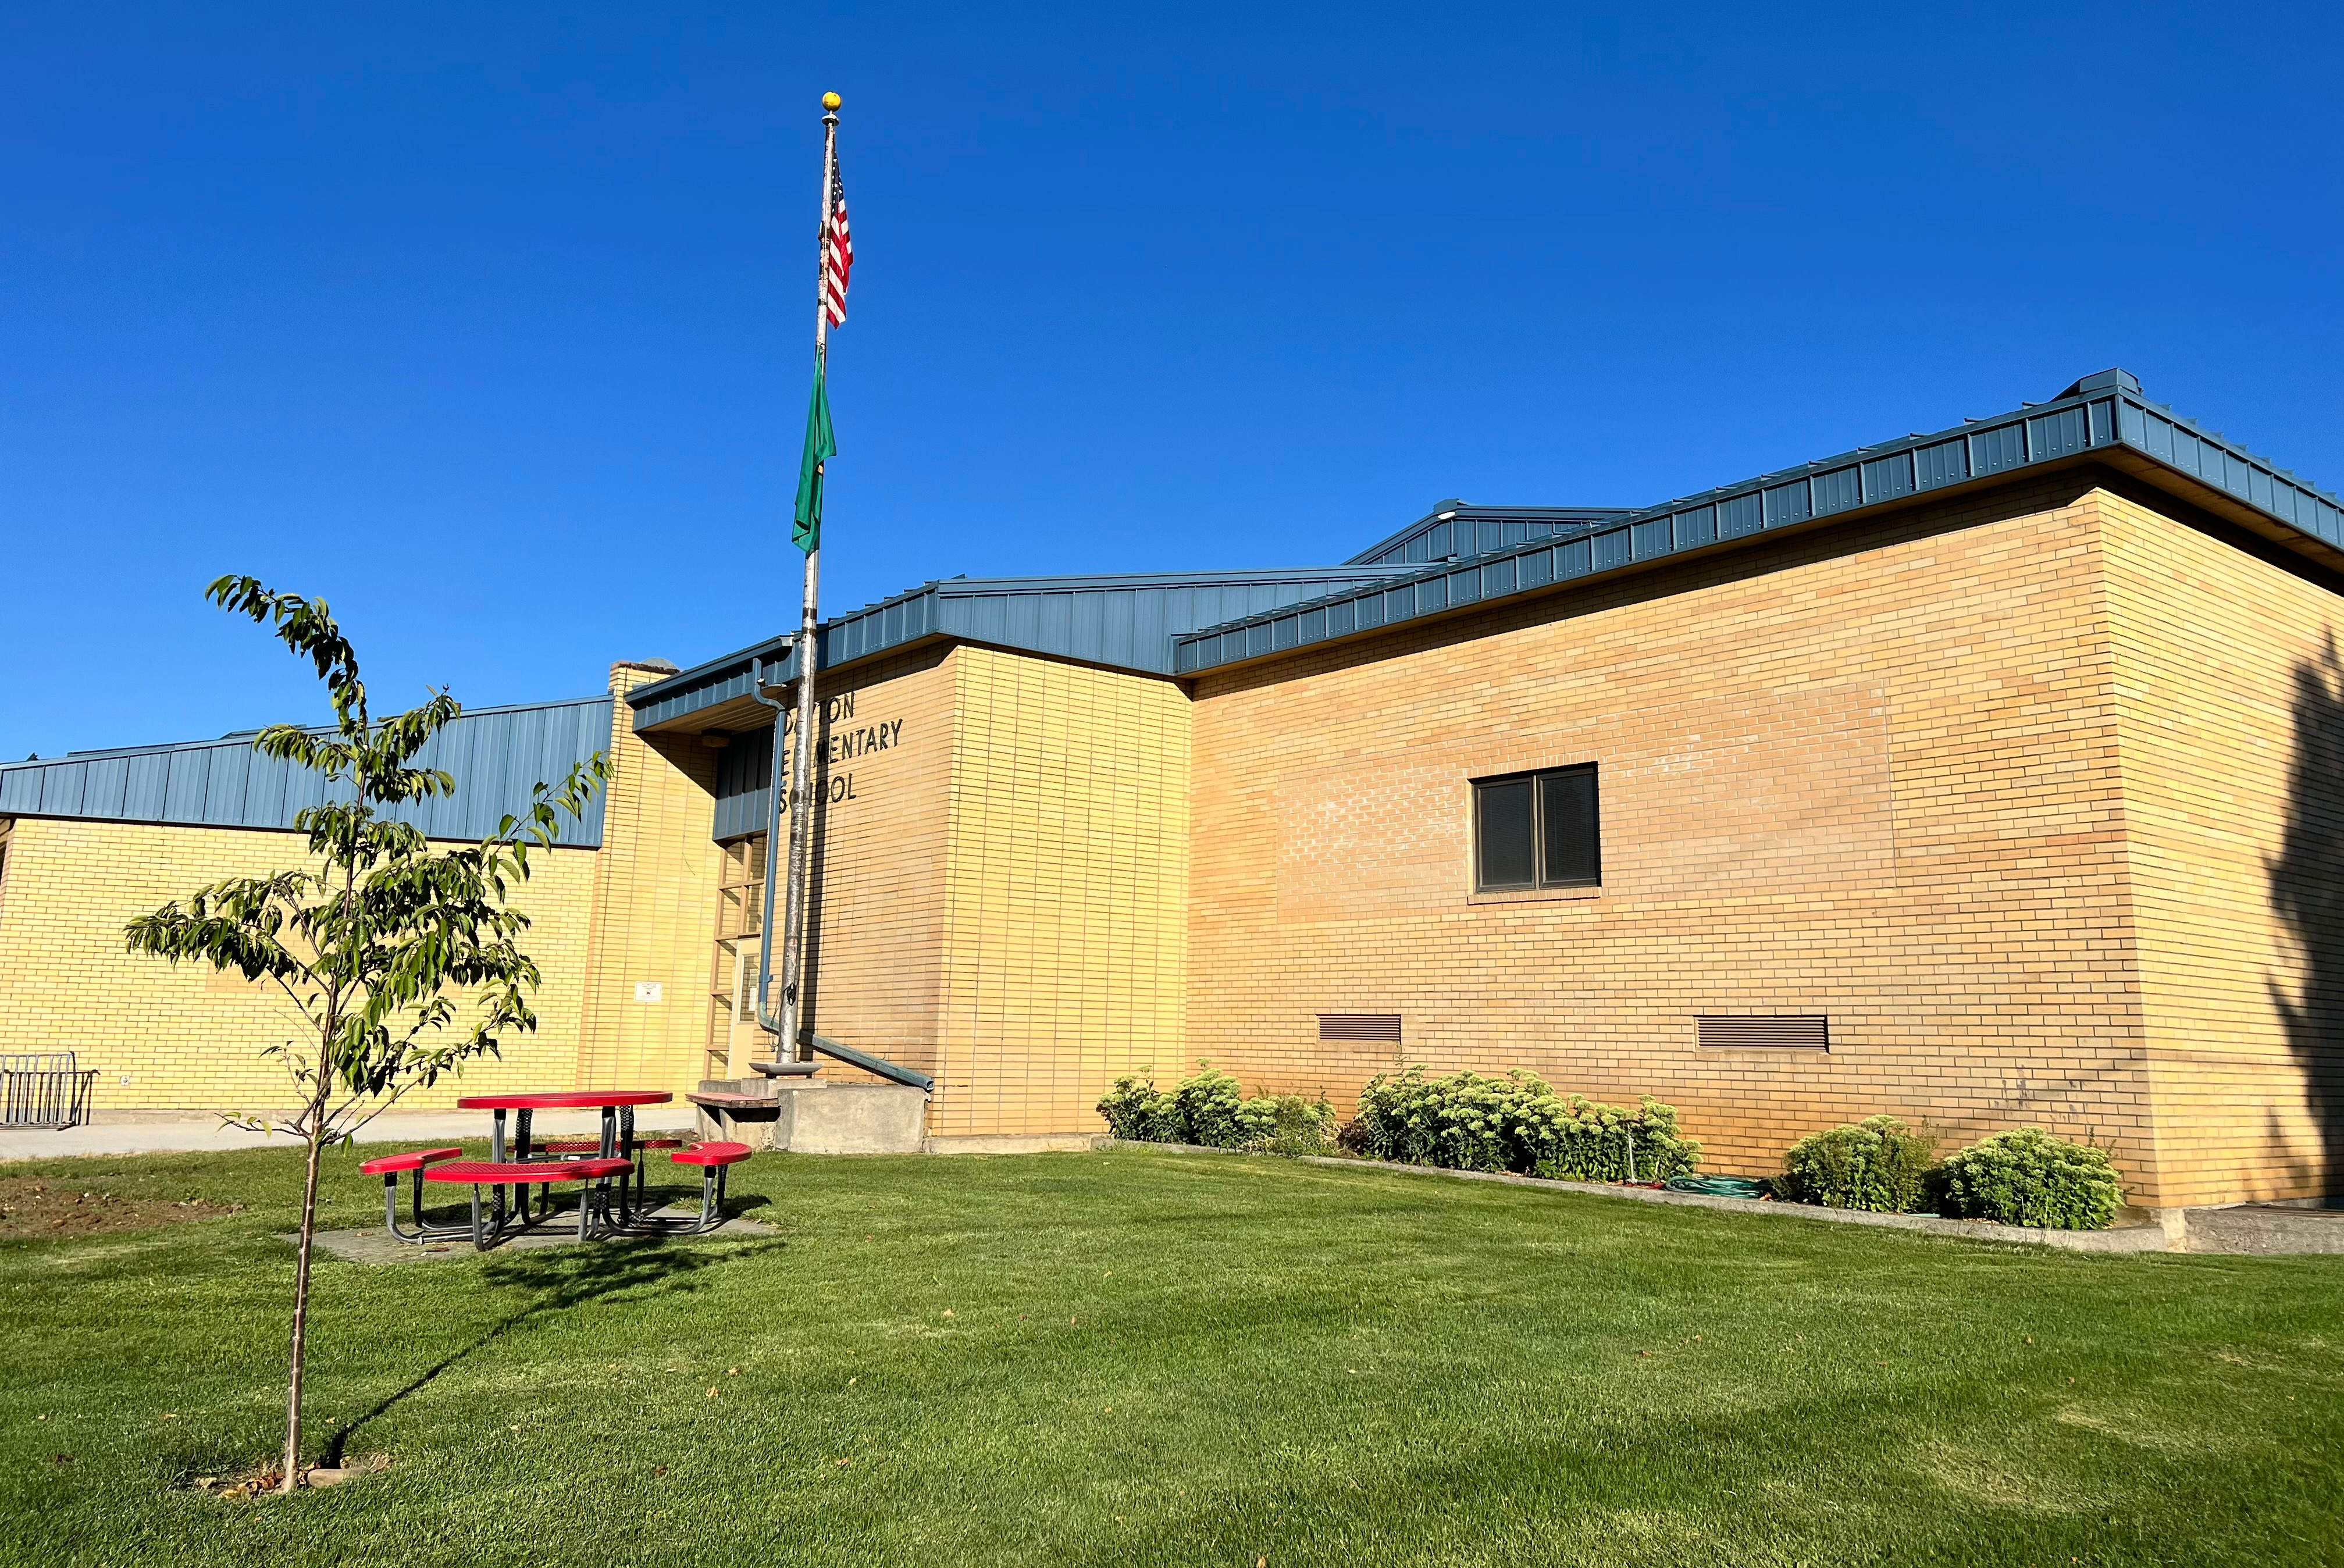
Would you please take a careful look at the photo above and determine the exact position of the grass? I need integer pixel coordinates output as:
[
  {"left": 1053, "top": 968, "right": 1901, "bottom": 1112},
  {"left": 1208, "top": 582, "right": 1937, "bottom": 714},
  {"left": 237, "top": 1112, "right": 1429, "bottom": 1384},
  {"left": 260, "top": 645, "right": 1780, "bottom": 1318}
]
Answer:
[{"left": 3, "top": 1143, "right": 2341, "bottom": 1567}]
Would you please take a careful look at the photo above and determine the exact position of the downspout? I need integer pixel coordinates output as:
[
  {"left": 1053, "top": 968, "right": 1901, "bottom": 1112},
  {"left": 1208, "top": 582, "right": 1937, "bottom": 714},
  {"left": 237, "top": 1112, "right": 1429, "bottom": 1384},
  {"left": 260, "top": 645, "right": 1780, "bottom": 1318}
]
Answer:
[
  {"left": 748, "top": 654, "right": 792, "bottom": 1051},
  {"left": 745, "top": 651, "right": 935, "bottom": 1093}
]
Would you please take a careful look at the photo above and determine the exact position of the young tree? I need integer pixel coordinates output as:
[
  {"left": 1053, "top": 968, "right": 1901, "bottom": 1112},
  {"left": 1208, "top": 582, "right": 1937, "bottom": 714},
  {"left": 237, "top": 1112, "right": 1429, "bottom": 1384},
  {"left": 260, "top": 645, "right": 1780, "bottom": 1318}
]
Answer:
[{"left": 124, "top": 578, "right": 607, "bottom": 1494}]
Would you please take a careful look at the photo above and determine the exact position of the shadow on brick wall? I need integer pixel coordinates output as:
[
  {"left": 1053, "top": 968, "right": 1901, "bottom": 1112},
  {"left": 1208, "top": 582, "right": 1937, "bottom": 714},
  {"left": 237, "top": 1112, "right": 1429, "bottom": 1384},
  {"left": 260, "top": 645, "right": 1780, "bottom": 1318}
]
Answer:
[{"left": 2268, "top": 635, "right": 2344, "bottom": 1199}]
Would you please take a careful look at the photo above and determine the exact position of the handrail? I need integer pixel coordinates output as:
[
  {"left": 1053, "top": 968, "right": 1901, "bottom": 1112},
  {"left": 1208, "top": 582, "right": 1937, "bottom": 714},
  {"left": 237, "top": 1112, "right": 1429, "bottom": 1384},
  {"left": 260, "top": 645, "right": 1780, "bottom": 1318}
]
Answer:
[{"left": 804, "top": 1033, "right": 934, "bottom": 1093}]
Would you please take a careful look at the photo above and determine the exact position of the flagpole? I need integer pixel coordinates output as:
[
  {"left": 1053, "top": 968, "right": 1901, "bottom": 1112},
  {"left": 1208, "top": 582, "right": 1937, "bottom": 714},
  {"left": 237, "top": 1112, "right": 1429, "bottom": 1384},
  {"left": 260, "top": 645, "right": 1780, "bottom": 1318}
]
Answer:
[{"left": 774, "top": 91, "right": 838, "bottom": 1065}]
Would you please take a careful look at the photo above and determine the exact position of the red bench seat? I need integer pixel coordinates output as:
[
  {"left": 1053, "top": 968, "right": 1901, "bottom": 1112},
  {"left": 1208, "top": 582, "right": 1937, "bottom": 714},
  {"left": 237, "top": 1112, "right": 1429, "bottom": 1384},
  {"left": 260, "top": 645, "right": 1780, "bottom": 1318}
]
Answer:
[
  {"left": 360, "top": 1146, "right": 462, "bottom": 1176},
  {"left": 424, "top": 1157, "right": 633, "bottom": 1185},
  {"left": 539, "top": 1136, "right": 684, "bottom": 1154},
  {"left": 424, "top": 1156, "right": 636, "bottom": 1249},
  {"left": 660, "top": 1142, "right": 752, "bottom": 1233},
  {"left": 672, "top": 1141, "right": 753, "bottom": 1167}
]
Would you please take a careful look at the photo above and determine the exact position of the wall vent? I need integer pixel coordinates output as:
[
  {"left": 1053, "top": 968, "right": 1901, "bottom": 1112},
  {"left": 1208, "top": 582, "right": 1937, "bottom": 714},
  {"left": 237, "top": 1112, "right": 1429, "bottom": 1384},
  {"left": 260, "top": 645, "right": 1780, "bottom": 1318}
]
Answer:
[
  {"left": 1318, "top": 1013, "right": 1402, "bottom": 1043},
  {"left": 1696, "top": 1015, "right": 1829, "bottom": 1051}
]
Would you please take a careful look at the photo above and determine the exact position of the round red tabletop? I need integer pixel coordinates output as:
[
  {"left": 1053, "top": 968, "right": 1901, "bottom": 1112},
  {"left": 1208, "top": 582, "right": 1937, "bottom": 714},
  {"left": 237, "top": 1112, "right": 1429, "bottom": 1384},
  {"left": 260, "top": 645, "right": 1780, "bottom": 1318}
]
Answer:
[{"left": 455, "top": 1090, "right": 674, "bottom": 1110}]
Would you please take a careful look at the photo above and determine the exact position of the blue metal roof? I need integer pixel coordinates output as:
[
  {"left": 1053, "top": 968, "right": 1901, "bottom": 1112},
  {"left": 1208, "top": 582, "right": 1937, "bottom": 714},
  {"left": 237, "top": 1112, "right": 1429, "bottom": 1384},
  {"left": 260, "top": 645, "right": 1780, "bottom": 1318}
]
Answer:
[
  {"left": 0, "top": 697, "right": 614, "bottom": 847},
  {"left": 627, "top": 565, "right": 1413, "bottom": 732},
  {"left": 1172, "top": 370, "right": 2344, "bottom": 676},
  {"left": 1346, "top": 503, "right": 1636, "bottom": 567}
]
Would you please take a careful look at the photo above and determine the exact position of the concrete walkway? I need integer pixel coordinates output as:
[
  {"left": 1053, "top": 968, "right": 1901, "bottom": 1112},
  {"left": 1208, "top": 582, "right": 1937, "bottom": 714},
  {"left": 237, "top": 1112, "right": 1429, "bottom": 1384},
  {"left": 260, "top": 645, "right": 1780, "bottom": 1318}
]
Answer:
[{"left": 0, "top": 1106, "right": 702, "bottom": 1163}]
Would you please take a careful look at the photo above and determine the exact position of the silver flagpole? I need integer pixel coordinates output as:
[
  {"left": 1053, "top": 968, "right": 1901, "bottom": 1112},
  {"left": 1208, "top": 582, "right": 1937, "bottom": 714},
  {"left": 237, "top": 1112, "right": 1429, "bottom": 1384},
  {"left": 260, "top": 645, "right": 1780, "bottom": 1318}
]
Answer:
[{"left": 774, "top": 91, "right": 838, "bottom": 1066}]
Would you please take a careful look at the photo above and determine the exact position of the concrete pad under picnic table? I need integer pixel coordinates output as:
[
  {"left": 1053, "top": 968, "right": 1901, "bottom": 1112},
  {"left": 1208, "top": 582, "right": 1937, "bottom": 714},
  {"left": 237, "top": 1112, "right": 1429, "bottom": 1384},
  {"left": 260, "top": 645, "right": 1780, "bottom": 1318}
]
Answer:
[{"left": 294, "top": 1209, "right": 776, "bottom": 1265}]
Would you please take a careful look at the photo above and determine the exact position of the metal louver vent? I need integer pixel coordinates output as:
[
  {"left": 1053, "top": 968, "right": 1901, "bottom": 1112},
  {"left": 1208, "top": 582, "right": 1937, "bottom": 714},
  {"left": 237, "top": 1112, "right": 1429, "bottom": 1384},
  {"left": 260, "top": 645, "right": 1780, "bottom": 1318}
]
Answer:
[
  {"left": 1696, "top": 1015, "right": 1829, "bottom": 1051},
  {"left": 1318, "top": 1014, "right": 1402, "bottom": 1042}
]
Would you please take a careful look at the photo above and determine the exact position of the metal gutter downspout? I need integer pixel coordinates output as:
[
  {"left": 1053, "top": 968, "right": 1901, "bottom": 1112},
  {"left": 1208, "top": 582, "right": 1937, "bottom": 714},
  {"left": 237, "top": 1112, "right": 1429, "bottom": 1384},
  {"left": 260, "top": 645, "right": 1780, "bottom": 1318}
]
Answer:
[
  {"left": 749, "top": 655, "right": 792, "bottom": 1054},
  {"left": 746, "top": 655, "right": 935, "bottom": 1095}
]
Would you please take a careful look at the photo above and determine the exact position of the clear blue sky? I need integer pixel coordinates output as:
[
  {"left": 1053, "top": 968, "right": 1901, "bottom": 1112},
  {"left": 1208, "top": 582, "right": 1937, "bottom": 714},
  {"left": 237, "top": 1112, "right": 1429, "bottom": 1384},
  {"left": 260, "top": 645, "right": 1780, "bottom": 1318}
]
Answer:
[{"left": 5, "top": 2, "right": 2338, "bottom": 758}]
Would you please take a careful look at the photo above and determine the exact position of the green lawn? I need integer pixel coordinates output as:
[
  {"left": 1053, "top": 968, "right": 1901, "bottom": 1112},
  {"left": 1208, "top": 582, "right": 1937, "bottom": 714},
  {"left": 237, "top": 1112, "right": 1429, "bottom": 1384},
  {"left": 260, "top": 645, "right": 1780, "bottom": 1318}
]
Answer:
[{"left": 3, "top": 1144, "right": 2341, "bottom": 1567}]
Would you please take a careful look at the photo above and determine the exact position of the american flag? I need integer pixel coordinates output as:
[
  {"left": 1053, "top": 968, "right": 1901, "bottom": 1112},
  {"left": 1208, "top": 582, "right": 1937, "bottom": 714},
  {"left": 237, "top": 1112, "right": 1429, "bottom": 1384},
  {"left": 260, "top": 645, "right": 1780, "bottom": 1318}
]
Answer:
[{"left": 823, "top": 160, "right": 853, "bottom": 327}]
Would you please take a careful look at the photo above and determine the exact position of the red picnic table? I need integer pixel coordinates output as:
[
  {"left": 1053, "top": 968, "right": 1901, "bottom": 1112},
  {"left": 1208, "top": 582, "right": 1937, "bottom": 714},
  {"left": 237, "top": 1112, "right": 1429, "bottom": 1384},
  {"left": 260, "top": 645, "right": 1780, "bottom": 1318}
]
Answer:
[{"left": 455, "top": 1090, "right": 676, "bottom": 1234}]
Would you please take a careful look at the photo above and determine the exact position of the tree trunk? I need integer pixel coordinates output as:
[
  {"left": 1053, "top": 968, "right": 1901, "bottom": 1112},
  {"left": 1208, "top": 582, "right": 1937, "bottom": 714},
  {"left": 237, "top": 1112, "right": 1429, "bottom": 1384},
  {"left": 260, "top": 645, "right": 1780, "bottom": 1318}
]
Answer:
[{"left": 278, "top": 1095, "right": 330, "bottom": 1494}]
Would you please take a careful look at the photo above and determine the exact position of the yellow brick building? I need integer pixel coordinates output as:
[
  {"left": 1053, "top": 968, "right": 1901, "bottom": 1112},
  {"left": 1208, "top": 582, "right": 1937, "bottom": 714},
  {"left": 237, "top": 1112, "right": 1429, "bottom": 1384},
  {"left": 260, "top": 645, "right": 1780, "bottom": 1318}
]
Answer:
[{"left": 5, "top": 368, "right": 2341, "bottom": 1208}]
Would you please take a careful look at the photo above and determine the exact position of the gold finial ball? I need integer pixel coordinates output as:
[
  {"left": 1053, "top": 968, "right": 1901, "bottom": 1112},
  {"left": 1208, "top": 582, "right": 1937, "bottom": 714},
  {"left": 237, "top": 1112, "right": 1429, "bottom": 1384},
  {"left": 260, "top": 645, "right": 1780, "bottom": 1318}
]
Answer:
[{"left": 822, "top": 92, "right": 842, "bottom": 111}]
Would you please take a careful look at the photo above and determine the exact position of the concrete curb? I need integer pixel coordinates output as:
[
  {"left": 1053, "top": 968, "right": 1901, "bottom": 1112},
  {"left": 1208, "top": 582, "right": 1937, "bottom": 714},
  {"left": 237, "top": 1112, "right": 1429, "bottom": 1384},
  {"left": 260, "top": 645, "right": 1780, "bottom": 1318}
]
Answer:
[
  {"left": 1100, "top": 1140, "right": 2179, "bottom": 1253},
  {"left": 1286, "top": 1155, "right": 2185, "bottom": 1252}
]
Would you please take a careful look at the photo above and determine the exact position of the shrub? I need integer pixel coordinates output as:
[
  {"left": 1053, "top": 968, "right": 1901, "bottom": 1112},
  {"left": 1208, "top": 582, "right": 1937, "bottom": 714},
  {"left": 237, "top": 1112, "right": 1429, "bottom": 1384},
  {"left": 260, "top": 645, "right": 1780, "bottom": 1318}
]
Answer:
[
  {"left": 1248, "top": 1094, "right": 1339, "bottom": 1155},
  {"left": 1936, "top": 1127, "right": 2125, "bottom": 1230},
  {"left": 1775, "top": 1116, "right": 1936, "bottom": 1212},
  {"left": 1520, "top": 1092, "right": 1702, "bottom": 1184},
  {"left": 1174, "top": 1063, "right": 1249, "bottom": 1148},
  {"left": 1354, "top": 1066, "right": 1700, "bottom": 1181},
  {"left": 1096, "top": 1073, "right": 1180, "bottom": 1142},
  {"left": 1096, "top": 1065, "right": 1336, "bottom": 1153}
]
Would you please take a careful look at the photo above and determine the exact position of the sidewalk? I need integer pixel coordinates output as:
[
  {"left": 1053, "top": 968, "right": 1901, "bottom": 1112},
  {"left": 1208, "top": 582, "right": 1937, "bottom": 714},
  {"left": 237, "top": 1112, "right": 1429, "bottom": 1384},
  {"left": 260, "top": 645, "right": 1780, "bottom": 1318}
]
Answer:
[{"left": 0, "top": 1106, "right": 702, "bottom": 1163}]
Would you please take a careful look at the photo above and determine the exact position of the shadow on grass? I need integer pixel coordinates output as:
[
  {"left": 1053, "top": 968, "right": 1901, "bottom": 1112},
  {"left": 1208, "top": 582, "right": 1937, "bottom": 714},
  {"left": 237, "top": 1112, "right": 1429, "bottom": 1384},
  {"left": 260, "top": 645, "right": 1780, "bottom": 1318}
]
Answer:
[{"left": 318, "top": 1231, "right": 788, "bottom": 1466}]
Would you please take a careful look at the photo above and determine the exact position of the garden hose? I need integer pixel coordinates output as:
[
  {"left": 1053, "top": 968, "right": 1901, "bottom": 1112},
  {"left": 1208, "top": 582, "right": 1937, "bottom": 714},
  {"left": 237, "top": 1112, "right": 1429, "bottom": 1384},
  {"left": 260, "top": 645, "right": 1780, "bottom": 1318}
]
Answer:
[{"left": 1662, "top": 1175, "right": 1766, "bottom": 1200}]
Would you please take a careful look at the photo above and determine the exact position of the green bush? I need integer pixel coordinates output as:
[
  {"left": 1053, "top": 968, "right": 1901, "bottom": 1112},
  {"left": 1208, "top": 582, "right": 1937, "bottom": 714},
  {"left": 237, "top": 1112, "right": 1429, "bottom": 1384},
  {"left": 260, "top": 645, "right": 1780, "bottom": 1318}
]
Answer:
[
  {"left": 1776, "top": 1116, "right": 1936, "bottom": 1212},
  {"left": 1095, "top": 1072, "right": 1180, "bottom": 1142},
  {"left": 1936, "top": 1127, "right": 2125, "bottom": 1230},
  {"left": 1096, "top": 1065, "right": 1335, "bottom": 1153},
  {"left": 1172, "top": 1063, "right": 1248, "bottom": 1147},
  {"left": 1353, "top": 1066, "right": 1700, "bottom": 1181},
  {"left": 1248, "top": 1093, "right": 1339, "bottom": 1155}
]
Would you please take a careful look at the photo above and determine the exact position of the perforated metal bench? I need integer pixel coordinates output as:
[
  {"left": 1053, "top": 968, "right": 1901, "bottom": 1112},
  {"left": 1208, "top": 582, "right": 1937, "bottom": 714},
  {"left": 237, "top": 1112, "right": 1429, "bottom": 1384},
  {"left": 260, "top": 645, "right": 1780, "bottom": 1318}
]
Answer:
[
  {"left": 359, "top": 1147, "right": 466, "bottom": 1243},
  {"left": 423, "top": 1157, "right": 634, "bottom": 1249},
  {"left": 537, "top": 1135, "right": 686, "bottom": 1207},
  {"left": 667, "top": 1142, "right": 752, "bottom": 1235}
]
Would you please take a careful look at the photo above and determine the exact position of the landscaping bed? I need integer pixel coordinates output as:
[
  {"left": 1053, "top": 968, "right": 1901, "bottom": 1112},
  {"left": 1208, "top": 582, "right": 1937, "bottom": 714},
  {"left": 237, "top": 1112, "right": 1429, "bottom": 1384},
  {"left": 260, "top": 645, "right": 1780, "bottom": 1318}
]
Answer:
[{"left": 4, "top": 1143, "right": 2342, "bottom": 1566}]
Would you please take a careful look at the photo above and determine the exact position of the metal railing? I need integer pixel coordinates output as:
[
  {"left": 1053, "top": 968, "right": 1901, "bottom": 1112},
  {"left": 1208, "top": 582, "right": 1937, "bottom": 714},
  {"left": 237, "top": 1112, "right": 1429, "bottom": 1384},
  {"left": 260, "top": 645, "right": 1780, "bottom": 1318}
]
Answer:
[{"left": 1, "top": 1053, "right": 97, "bottom": 1129}]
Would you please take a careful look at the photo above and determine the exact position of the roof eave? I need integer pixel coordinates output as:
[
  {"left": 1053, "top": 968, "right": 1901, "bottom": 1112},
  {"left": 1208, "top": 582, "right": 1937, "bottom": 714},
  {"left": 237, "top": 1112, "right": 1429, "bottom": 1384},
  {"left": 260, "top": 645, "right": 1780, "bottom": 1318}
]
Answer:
[{"left": 1172, "top": 377, "right": 2344, "bottom": 678}]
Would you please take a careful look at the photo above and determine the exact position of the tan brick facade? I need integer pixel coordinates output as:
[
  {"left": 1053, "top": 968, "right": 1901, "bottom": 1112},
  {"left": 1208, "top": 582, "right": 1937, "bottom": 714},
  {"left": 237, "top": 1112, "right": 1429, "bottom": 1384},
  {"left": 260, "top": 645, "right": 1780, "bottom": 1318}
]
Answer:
[
  {"left": 1178, "top": 476, "right": 2341, "bottom": 1208},
  {"left": 574, "top": 661, "right": 729, "bottom": 1096},
  {"left": 5, "top": 472, "right": 2339, "bottom": 1206},
  {"left": 0, "top": 815, "right": 599, "bottom": 1113},
  {"left": 2097, "top": 486, "right": 2344, "bottom": 1205},
  {"left": 928, "top": 645, "right": 1189, "bottom": 1135}
]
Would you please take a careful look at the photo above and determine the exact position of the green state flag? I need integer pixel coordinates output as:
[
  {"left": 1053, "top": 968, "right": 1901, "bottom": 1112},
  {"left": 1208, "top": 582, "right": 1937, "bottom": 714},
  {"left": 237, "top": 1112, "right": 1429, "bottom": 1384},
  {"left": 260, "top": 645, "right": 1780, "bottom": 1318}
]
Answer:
[{"left": 792, "top": 364, "right": 836, "bottom": 552}]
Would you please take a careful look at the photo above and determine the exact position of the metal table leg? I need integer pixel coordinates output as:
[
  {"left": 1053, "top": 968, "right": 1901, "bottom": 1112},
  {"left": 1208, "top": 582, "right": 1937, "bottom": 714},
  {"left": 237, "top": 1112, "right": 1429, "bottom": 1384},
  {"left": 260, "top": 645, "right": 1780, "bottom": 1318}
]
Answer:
[
  {"left": 490, "top": 1109, "right": 508, "bottom": 1234},
  {"left": 515, "top": 1108, "right": 536, "bottom": 1224}
]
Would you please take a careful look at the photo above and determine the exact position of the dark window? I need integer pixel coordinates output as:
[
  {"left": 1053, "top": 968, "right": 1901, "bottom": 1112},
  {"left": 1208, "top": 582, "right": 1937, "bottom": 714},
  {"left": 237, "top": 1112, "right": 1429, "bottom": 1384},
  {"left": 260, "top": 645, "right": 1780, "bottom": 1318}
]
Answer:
[{"left": 1473, "top": 764, "right": 1600, "bottom": 891}]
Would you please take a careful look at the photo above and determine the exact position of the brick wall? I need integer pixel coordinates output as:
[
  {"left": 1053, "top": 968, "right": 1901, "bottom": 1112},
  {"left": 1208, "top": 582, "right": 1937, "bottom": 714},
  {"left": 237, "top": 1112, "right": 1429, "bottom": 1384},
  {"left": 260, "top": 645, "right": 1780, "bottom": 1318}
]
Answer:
[
  {"left": 1185, "top": 476, "right": 2182, "bottom": 1198},
  {"left": 929, "top": 645, "right": 1190, "bottom": 1136},
  {"left": 2099, "top": 486, "right": 2344, "bottom": 1204},
  {"left": 786, "top": 644, "right": 960, "bottom": 1084},
  {"left": 573, "top": 661, "right": 728, "bottom": 1096},
  {"left": 0, "top": 815, "right": 598, "bottom": 1114}
]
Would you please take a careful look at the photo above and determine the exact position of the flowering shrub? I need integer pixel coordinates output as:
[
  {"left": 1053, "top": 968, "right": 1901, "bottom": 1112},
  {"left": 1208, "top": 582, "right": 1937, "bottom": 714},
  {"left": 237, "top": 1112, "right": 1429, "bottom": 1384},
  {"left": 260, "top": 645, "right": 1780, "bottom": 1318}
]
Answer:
[
  {"left": 1098, "top": 1064, "right": 1335, "bottom": 1153},
  {"left": 1936, "top": 1127, "right": 2124, "bottom": 1230},
  {"left": 1775, "top": 1116, "right": 1937, "bottom": 1213},
  {"left": 1353, "top": 1067, "right": 1700, "bottom": 1181}
]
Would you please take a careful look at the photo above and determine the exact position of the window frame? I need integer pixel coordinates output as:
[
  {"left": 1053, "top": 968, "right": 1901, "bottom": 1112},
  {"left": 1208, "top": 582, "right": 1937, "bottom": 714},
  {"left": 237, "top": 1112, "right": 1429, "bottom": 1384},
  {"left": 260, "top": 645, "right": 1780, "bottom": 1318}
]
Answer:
[{"left": 1471, "top": 763, "right": 1601, "bottom": 893}]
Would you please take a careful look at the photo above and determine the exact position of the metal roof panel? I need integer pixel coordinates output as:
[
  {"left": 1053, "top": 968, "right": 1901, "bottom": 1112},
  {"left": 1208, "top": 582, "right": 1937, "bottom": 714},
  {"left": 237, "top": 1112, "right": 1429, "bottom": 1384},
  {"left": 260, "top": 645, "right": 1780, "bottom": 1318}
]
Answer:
[
  {"left": 0, "top": 697, "right": 613, "bottom": 847},
  {"left": 1172, "top": 372, "right": 2344, "bottom": 676}
]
